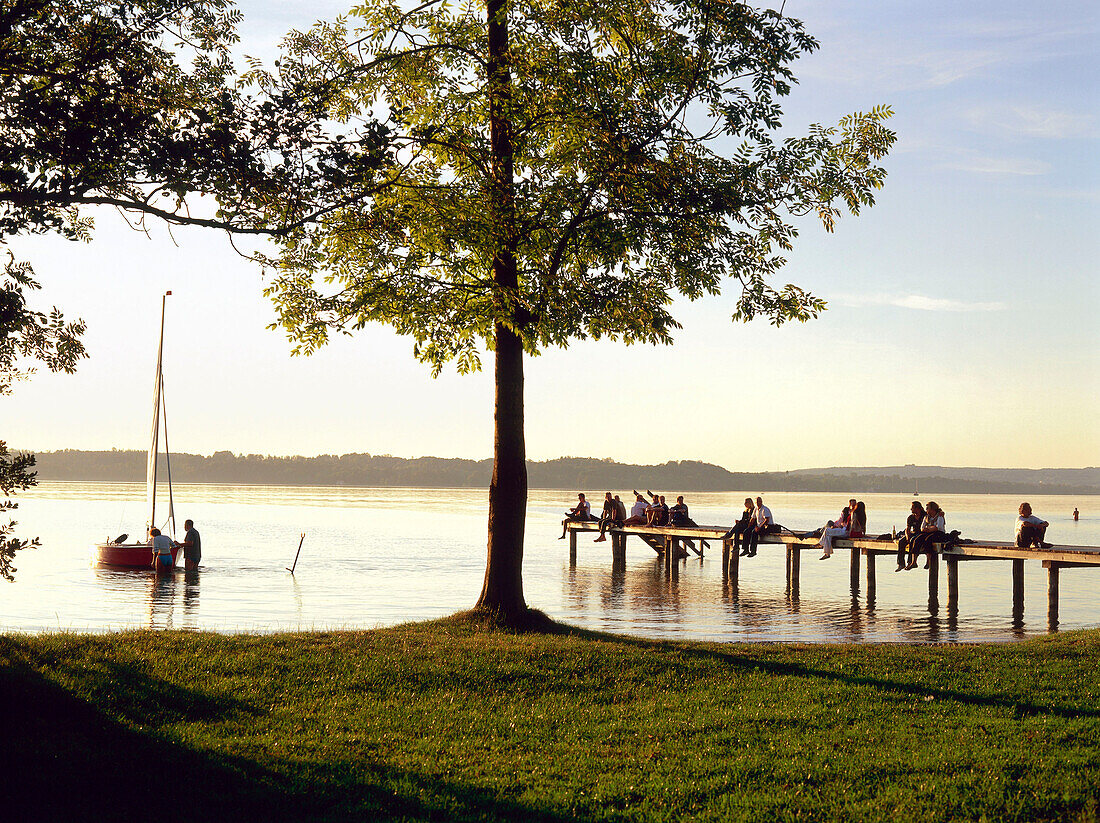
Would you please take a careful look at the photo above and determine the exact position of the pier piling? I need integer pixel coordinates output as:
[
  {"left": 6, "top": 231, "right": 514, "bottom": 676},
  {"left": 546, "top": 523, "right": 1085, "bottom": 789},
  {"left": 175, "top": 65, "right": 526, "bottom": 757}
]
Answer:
[{"left": 1012, "top": 559, "right": 1024, "bottom": 613}]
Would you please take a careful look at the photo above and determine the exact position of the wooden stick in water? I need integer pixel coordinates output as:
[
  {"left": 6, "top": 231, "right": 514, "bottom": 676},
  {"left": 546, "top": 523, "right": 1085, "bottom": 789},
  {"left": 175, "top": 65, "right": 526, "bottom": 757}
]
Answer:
[{"left": 287, "top": 532, "right": 306, "bottom": 574}]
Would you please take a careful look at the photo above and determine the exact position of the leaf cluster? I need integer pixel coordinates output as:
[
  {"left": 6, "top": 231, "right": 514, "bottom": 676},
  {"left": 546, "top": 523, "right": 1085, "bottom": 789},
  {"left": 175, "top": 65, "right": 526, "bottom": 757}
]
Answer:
[
  {"left": 0, "top": 440, "right": 38, "bottom": 582},
  {"left": 258, "top": 0, "right": 896, "bottom": 373}
]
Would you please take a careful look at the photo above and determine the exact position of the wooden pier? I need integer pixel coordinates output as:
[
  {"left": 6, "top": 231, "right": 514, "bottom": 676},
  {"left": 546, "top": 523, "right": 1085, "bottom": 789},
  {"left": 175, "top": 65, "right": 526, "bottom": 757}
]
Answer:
[{"left": 564, "top": 521, "right": 1100, "bottom": 631}]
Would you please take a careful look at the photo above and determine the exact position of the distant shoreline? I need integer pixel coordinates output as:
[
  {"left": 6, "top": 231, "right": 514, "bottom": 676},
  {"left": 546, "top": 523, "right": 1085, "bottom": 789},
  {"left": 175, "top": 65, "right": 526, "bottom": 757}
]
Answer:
[{"left": 20, "top": 450, "right": 1100, "bottom": 496}]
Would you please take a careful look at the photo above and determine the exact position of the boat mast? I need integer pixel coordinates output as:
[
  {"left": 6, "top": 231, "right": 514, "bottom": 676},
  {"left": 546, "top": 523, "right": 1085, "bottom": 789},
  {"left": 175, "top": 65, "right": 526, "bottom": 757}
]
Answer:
[
  {"left": 147, "top": 290, "right": 171, "bottom": 536},
  {"left": 161, "top": 378, "right": 176, "bottom": 539}
]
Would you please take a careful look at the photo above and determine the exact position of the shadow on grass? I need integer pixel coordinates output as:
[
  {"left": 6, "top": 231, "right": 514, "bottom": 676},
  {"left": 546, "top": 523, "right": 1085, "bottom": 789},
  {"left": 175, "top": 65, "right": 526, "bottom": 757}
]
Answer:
[
  {"left": 0, "top": 639, "right": 582, "bottom": 823},
  {"left": 435, "top": 612, "right": 1100, "bottom": 721}
]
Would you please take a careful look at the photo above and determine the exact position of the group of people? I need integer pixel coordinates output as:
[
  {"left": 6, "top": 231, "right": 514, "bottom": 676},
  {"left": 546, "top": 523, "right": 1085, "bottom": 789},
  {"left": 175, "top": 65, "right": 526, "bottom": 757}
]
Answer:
[
  {"left": 893, "top": 501, "right": 948, "bottom": 571},
  {"left": 722, "top": 497, "right": 777, "bottom": 558},
  {"left": 559, "top": 492, "right": 1062, "bottom": 566},
  {"left": 558, "top": 490, "right": 701, "bottom": 542},
  {"left": 149, "top": 518, "right": 202, "bottom": 572}
]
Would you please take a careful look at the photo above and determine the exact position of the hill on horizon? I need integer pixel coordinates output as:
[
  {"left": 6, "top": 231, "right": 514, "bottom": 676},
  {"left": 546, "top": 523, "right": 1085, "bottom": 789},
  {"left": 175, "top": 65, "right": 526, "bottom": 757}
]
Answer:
[{"left": 18, "top": 449, "right": 1100, "bottom": 495}]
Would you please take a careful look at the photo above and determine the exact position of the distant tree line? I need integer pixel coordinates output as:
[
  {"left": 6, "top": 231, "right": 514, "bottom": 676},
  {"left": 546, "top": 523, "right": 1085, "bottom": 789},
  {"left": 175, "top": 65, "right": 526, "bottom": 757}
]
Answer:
[{"left": 23, "top": 450, "right": 1100, "bottom": 495}]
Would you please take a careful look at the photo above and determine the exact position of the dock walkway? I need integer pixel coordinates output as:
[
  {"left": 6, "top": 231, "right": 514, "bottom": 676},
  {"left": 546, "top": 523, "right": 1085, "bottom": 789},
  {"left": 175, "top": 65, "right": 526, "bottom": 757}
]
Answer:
[{"left": 564, "top": 521, "right": 1100, "bottom": 630}]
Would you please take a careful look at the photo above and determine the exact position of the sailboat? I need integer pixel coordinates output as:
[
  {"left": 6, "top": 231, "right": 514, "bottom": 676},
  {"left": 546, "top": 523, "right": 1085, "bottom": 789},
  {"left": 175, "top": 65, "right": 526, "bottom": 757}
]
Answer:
[{"left": 94, "top": 291, "right": 181, "bottom": 568}]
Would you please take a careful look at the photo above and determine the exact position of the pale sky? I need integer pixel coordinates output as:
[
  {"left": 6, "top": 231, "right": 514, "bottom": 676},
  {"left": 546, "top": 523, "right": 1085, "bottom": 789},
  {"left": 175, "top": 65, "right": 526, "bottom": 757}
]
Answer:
[{"left": 3, "top": 0, "right": 1098, "bottom": 471}]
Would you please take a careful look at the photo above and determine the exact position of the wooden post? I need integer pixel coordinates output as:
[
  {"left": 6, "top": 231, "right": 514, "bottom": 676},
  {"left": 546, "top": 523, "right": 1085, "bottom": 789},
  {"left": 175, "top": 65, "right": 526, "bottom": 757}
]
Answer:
[
  {"left": 568, "top": 527, "right": 577, "bottom": 565},
  {"left": 785, "top": 544, "right": 793, "bottom": 585},
  {"left": 728, "top": 539, "right": 739, "bottom": 583},
  {"left": 1012, "top": 559, "right": 1024, "bottom": 612},
  {"left": 790, "top": 545, "right": 800, "bottom": 588},
  {"left": 1048, "top": 562, "right": 1059, "bottom": 631},
  {"left": 928, "top": 552, "right": 939, "bottom": 599},
  {"left": 866, "top": 550, "right": 876, "bottom": 592},
  {"left": 947, "top": 556, "right": 959, "bottom": 610},
  {"left": 849, "top": 544, "right": 860, "bottom": 587},
  {"left": 612, "top": 532, "right": 626, "bottom": 562},
  {"left": 722, "top": 538, "right": 730, "bottom": 576}
]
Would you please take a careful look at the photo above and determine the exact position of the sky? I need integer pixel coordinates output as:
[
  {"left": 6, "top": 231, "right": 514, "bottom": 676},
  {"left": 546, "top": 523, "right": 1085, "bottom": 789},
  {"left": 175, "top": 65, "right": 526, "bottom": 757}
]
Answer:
[{"left": 2, "top": 0, "right": 1097, "bottom": 472}]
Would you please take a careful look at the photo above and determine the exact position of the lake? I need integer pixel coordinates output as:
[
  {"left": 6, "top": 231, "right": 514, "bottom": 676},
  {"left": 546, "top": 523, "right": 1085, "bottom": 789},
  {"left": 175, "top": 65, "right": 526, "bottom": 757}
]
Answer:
[{"left": 2, "top": 483, "right": 1097, "bottom": 642}]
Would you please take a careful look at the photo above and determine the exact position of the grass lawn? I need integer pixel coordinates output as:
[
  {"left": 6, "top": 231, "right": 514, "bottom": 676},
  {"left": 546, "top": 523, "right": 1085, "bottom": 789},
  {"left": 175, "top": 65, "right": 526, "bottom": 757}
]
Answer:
[{"left": 2, "top": 618, "right": 1098, "bottom": 822}]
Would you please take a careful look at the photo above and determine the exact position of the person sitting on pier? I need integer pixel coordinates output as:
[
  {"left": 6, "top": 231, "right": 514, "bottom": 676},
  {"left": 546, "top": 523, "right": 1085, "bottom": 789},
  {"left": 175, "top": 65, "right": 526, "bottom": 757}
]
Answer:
[
  {"left": 905, "top": 501, "right": 946, "bottom": 570},
  {"left": 657, "top": 495, "right": 671, "bottom": 526},
  {"left": 895, "top": 501, "right": 926, "bottom": 571},
  {"left": 1016, "top": 502, "right": 1052, "bottom": 548},
  {"left": 559, "top": 493, "right": 596, "bottom": 538},
  {"left": 723, "top": 498, "right": 755, "bottom": 556},
  {"left": 850, "top": 501, "right": 867, "bottom": 539},
  {"left": 668, "top": 496, "right": 696, "bottom": 527},
  {"left": 646, "top": 494, "right": 669, "bottom": 526},
  {"left": 594, "top": 493, "right": 628, "bottom": 542},
  {"left": 622, "top": 493, "right": 649, "bottom": 526},
  {"left": 816, "top": 505, "right": 851, "bottom": 560},
  {"left": 743, "top": 497, "right": 777, "bottom": 558}
]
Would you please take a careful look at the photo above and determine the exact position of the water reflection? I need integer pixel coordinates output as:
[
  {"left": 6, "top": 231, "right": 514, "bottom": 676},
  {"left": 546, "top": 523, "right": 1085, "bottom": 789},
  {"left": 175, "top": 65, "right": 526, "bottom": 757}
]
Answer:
[
  {"left": 148, "top": 572, "right": 176, "bottom": 630},
  {"left": 183, "top": 569, "right": 201, "bottom": 626}
]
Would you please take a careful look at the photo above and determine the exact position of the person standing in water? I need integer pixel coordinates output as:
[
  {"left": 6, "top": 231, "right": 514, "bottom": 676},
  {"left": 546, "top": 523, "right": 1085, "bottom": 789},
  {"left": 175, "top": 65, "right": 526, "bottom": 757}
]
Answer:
[
  {"left": 150, "top": 527, "right": 174, "bottom": 573},
  {"left": 1073, "top": 507, "right": 1079, "bottom": 522},
  {"left": 181, "top": 519, "right": 202, "bottom": 570}
]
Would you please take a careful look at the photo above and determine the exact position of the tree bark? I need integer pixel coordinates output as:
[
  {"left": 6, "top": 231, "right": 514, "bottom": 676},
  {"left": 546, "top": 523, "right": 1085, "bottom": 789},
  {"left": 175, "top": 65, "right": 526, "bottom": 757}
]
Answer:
[
  {"left": 477, "top": 323, "right": 528, "bottom": 617},
  {"left": 474, "top": 0, "right": 528, "bottom": 620}
]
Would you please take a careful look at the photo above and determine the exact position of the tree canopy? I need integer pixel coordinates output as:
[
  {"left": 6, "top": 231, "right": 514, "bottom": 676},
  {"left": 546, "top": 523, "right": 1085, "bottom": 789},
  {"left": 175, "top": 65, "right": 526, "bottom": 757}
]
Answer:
[
  {"left": 251, "top": 0, "right": 895, "bottom": 621},
  {"left": 258, "top": 0, "right": 894, "bottom": 371}
]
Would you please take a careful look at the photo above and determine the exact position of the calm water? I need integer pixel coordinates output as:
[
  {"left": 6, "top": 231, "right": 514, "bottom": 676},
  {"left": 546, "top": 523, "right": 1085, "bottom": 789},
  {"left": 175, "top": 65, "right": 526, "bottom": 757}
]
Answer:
[{"left": 3, "top": 483, "right": 1098, "bottom": 642}]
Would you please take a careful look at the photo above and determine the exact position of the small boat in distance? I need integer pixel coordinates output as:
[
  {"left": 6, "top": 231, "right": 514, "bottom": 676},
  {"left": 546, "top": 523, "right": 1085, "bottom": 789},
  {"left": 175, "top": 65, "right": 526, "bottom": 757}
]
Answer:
[{"left": 95, "top": 291, "right": 180, "bottom": 568}]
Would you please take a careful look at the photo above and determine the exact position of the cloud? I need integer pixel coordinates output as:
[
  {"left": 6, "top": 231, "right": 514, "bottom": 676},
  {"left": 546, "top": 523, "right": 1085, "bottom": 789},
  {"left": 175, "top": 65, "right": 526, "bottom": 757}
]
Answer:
[
  {"left": 835, "top": 294, "right": 1008, "bottom": 313},
  {"left": 798, "top": 7, "right": 1098, "bottom": 93},
  {"left": 964, "top": 104, "right": 1098, "bottom": 139},
  {"left": 938, "top": 153, "right": 1049, "bottom": 176}
]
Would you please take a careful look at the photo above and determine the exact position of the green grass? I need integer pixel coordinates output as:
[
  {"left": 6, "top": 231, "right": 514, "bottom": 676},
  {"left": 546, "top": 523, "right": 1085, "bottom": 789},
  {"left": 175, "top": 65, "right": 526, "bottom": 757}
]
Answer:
[{"left": 2, "top": 619, "right": 1099, "bottom": 822}]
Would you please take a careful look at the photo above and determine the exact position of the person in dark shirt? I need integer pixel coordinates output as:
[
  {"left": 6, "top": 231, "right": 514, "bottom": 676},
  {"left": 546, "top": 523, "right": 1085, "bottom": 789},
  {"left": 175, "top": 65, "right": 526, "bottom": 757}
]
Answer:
[
  {"left": 668, "top": 496, "right": 694, "bottom": 526},
  {"left": 723, "top": 498, "right": 755, "bottom": 556},
  {"left": 895, "top": 502, "right": 925, "bottom": 571},
  {"left": 594, "top": 493, "right": 627, "bottom": 542},
  {"left": 180, "top": 519, "right": 202, "bottom": 571}
]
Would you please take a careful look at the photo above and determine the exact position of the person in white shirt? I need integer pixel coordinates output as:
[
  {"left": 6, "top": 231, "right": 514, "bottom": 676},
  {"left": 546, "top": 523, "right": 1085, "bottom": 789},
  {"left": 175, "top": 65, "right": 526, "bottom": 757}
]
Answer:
[
  {"left": 621, "top": 494, "right": 649, "bottom": 526},
  {"left": 744, "top": 496, "right": 777, "bottom": 557},
  {"left": 149, "top": 527, "right": 174, "bottom": 573},
  {"left": 1015, "top": 502, "right": 1052, "bottom": 548},
  {"left": 559, "top": 493, "right": 596, "bottom": 538}
]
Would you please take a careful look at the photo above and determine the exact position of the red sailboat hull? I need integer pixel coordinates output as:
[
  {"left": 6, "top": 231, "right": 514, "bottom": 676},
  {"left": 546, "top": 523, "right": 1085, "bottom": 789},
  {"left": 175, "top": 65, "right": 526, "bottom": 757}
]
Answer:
[{"left": 95, "top": 543, "right": 181, "bottom": 568}]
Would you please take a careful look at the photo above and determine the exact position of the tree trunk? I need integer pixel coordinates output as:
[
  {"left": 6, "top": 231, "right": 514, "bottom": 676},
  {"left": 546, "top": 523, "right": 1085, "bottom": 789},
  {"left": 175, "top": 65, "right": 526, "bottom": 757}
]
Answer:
[
  {"left": 474, "top": 0, "right": 528, "bottom": 621},
  {"left": 476, "top": 323, "right": 528, "bottom": 617}
]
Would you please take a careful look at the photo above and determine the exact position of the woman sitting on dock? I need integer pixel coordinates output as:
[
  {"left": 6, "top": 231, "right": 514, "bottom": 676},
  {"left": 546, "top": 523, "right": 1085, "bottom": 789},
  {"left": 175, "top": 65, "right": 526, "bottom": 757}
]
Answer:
[
  {"left": 896, "top": 501, "right": 926, "bottom": 571},
  {"left": 905, "top": 501, "right": 947, "bottom": 570},
  {"left": 816, "top": 505, "right": 851, "bottom": 560},
  {"left": 850, "top": 501, "right": 867, "bottom": 539}
]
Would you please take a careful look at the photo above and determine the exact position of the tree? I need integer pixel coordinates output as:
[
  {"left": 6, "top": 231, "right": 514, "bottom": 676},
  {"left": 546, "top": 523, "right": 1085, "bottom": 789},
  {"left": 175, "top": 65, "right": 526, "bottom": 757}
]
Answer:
[
  {"left": 255, "top": 0, "right": 895, "bottom": 625},
  {"left": 1, "top": 0, "right": 389, "bottom": 573}
]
